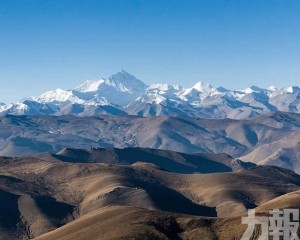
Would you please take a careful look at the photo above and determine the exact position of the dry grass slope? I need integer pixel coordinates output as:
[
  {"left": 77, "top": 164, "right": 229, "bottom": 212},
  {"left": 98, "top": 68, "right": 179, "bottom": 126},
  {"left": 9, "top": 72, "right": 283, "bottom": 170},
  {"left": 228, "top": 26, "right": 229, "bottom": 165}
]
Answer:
[{"left": 0, "top": 148, "right": 299, "bottom": 239}]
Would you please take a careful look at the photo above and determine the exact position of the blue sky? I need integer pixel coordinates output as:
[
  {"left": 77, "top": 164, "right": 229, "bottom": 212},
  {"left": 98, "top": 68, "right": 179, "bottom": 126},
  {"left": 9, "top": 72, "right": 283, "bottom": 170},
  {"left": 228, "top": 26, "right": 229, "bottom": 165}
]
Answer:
[{"left": 1, "top": 0, "right": 300, "bottom": 103}]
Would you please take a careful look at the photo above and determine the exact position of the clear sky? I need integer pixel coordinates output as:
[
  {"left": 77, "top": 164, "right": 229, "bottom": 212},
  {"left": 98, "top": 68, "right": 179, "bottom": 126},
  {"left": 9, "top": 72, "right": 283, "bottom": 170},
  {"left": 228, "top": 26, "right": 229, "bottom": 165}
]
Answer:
[{"left": 1, "top": 0, "right": 300, "bottom": 103}]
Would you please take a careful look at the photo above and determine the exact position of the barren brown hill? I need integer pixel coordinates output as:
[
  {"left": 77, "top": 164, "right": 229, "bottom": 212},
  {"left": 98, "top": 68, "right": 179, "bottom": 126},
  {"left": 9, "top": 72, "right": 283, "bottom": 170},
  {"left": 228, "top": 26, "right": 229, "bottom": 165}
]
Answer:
[
  {"left": 256, "top": 190, "right": 300, "bottom": 212},
  {"left": 1, "top": 149, "right": 300, "bottom": 239},
  {"left": 36, "top": 195, "right": 300, "bottom": 240},
  {"left": 35, "top": 147, "right": 255, "bottom": 173},
  {"left": 35, "top": 205, "right": 247, "bottom": 240},
  {"left": 240, "top": 130, "right": 300, "bottom": 173}
]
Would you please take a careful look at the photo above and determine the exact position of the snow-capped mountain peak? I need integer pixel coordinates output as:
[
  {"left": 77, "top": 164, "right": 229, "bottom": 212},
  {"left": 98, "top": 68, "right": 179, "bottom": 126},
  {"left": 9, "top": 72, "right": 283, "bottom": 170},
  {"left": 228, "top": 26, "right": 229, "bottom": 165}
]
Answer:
[
  {"left": 73, "top": 70, "right": 148, "bottom": 106},
  {"left": 268, "top": 86, "right": 278, "bottom": 92},
  {"left": 35, "top": 88, "right": 84, "bottom": 103},
  {"left": 108, "top": 70, "right": 147, "bottom": 92},
  {"left": 192, "top": 81, "right": 213, "bottom": 92},
  {"left": 109, "top": 69, "right": 137, "bottom": 81},
  {"left": 1, "top": 70, "right": 299, "bottom": 119},
  {"left": 281, "top": 86, "right": 300, "bottom": 94},
  {"left": 242, "top": 86, "right": 266, "bottom": 94},
  {"left": 75, "top": 70, "right": 147, "bottom": 94},
  {"left": 179, "top": 81, "right": 219, "bottom": 102}
]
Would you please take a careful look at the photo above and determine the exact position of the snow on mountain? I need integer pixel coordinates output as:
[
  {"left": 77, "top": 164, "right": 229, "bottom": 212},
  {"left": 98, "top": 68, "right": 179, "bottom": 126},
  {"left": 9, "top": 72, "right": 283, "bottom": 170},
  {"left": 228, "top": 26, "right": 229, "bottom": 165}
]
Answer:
[
  {"left": 74, "top": 70, "right": 147, "bottom": 105},
  {"left": 124, "top": 83, "right": 204, "bottom": 117},
  {"left": 124, "top": 83, "right": 187, "bottom": 116},
  {"left": 34, "top": 88, "right": 84, "bottom": 104},
  {"left": 75, "top": 79, "right": 105, "bottom": 93},
  {"left": 280, "top": 86, "right": 300, "bottom": 94},
  {"left": 231, "top": 86, "right": 265, "bottom": 100},
  {"left": 84, "top": 96, "right": 110, "bottom": 106},
  {"left": 269, "top": 86, "right": 300, "bottom": 112},
  {"left": 1, "top": 100, "right": 60, "bottom": 116},
  {"left": 192, "top": 81, "right": 214, "bottom": 92},
  {"left": 179, "top": 81, "right": 222, "bottom": 104},
  {"left": 1, "top": 102, "right": 27, "bottom": 116},
  {"left": 146, "top": 84, "right": 183, "bottom": 99},
  {"left": 125, "top": 80, "right": 299, "bottom": 119},
  {"left": 0, "top": 103, "right": 9, "bottom": 111},
  {"left": 75, "top": 70, "right": 147, "bottom": 95},
  {"left": 129, "top": 94, "right": 166, "bottom": 105},
  {"left": 0, "top": 103, "right": 14, "bottom": 114},
  {"left": 0, "top": 70, "right": 299, "bottom": 119},
  {"left": 268, "top": 86, "right": 278, "bottom": 92},
  {"left": 242, "top": 86, "right": 266, "bottom": 94},
  {"left": 109, "top": 69, "right": 147, "bottom": 92},
  {"left": 147, "top": 83, "right": 183, "bottom": 95},
  {"left": 181, "top": 82, "right": 214, "bottom": 97}
]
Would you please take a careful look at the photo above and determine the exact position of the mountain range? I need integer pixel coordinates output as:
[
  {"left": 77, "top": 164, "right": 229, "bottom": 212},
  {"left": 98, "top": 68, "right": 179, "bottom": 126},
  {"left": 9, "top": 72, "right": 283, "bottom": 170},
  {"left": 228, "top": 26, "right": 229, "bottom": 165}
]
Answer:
[
  {"left": 1, "top": 70, "right": 299, "bottom": 119},
  {"left": 0, "top": 111, "right": 299, "bottom": 173},
  {"left": 1, "top": 70, "right": 300, "bottom": 240}
]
